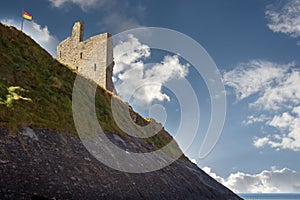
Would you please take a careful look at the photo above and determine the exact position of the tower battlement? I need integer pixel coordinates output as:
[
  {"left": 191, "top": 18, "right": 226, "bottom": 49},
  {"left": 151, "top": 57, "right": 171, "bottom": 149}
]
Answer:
[{"left": 57, "top": 22, "right": 114, "bottom": 92}]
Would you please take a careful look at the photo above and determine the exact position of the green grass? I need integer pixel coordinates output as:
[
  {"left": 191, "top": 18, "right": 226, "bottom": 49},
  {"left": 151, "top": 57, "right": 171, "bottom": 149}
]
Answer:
[
  {"left": 0, "top": 23, "right": 186, "bottom": 158},
  {"left": 0, "top": 24, "right": 77, "bottom": 135},
  {"left": 0, "top": 23, "right": 123, "bottom": 136}
]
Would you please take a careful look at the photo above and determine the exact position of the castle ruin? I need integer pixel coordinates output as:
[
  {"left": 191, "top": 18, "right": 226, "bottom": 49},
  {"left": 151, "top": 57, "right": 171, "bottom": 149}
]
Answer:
[{"left": 57, "top": 22, "right": 114, "bottom": 92}]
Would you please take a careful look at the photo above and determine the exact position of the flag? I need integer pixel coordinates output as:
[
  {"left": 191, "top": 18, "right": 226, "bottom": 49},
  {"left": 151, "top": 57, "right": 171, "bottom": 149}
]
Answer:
[{"left": 22, "top": 11, "right": 32, "bottom": 21}]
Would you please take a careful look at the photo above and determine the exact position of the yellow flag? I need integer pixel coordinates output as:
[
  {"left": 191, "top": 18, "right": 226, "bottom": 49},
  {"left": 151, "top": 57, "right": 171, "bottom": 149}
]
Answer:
[{"left": 22, "top": 11, "right": 32, "bottom": 21}]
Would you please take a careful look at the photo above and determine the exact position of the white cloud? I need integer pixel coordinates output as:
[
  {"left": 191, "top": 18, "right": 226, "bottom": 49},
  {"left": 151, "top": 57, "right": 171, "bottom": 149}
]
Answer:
[
  {"left": 224, "top": 60, "right": 300, "bottom": 151},
  {"left": 253, "top": 137, "right": 270, "bottom": 148},
  {"left": 223, "top": 60, "right": 292, "bottom": 100},
  {"left": 203, "top": 166, "right": 300, "bottom": 193},
  {"left": 191, "top": 159, "right": 197, "bottom": 165},
  {"left": 1, "top": 19, "right": 59, "bottom": 57},
  {"left": 266, "top": 0, "right": 300, "bottom": 38},
  {"left": 243, "top": 115, "right": 270, "bottom": 125},
  {"left": 251, "top": 70, "right": 300, "bottom": 111},
  {"left": 48, "top": 0, "right": 143, "bottom": 33},
  {"left": 114, "top": 34, "right": 150, "bottom": 73},
  {"left": 254, "top": 106, "right": 300, "bottom": 151},
  {"left": 114, "top": 34, "right": 189, "bottom": 108},
  {"left": 202, "top": 167, "right": 225, "bottom": 184},
  {"left": 48, "top": 0, "right": 112, "bottom": 10}
]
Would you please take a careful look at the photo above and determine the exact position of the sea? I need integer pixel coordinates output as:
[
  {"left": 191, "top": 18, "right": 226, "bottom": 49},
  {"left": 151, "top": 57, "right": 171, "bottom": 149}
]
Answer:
[{"left": 238, "top": 193, "right": 300, "bottom": 200}]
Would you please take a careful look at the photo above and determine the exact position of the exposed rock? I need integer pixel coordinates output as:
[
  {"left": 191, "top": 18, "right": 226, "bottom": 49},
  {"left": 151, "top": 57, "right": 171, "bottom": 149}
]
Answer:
[
  {"left": 0, "top": 128, "right": 242, "bottom": 200},
  {"left": 19, "top": 127, "right": 38, "bottom": 140}
]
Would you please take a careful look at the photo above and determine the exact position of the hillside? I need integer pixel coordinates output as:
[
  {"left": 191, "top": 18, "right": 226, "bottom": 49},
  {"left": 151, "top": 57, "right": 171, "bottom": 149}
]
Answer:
[
  {"left": 0, "top": 23, "right": 242, "bottom": 199},
  {"left": 0, "top": 23, "right": 172, "bottom": 149}
]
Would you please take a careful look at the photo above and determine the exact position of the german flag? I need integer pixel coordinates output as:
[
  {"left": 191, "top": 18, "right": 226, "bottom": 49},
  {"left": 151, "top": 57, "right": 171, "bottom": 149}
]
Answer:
[{"left": 22, "top": 11, "right": 32, "bottom": 21}]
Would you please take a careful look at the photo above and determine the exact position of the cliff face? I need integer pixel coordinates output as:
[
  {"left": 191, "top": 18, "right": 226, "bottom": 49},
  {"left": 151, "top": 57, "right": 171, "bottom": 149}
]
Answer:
[
  {"left": 0, "top": 128, "right": 240, "bottom": 200},
  {"left": 0, "top": 23, "right": 242, "bottom": 199}
]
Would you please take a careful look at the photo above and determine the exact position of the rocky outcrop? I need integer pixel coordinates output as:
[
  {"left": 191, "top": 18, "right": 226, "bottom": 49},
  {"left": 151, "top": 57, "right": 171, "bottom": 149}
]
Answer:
[{"left": 0, "top": 128, "right": 242, "bottom": 200}]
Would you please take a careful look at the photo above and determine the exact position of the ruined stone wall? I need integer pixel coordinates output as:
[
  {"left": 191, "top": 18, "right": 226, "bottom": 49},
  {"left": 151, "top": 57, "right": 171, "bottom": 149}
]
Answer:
[
  {"left": 57, "top": 22, "right": 114, "bottom": 92},
  {"left": 105, "top": 36, "right": 114, "bottom": 92}
]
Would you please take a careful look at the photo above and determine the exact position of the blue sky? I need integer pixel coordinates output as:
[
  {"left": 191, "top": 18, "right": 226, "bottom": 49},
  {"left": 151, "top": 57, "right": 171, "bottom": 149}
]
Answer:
[{"left": 1, "top": 0, "right": 300, "bottom": 193}]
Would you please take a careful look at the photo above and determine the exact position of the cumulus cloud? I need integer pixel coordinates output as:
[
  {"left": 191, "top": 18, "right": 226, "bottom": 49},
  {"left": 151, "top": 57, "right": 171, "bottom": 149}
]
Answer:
[
  {"left": 266, "top": 0, "right": 300, "bottom": 38},
  {"left": 224, "top": 60, "right": 300, "bottom": 151},
  {"left": 114, "top": 34, "right": 189, "bottom": 108},
  {"left": 203, "top": 166, "right": 300, "bottom": 193},
  {"left": 1, "top": 19, "right": 59, "bottom": 57},
  {"left": 190, "top": 159, "right": 197, "bottom": 165},
  {"left": 202, "top": 167, "right": 225, "bottom": 184}
]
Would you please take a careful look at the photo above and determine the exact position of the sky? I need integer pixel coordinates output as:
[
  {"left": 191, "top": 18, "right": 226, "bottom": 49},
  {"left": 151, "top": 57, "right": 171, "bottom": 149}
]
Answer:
[{"left": 1, "top": 0, "right": 300, "bottom": 193}]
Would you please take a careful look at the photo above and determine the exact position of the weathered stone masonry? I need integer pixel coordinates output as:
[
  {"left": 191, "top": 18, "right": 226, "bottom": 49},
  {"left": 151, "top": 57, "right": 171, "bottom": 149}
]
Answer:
[{"left": 57, "top": 22, "right": 114, "bottom": 92}]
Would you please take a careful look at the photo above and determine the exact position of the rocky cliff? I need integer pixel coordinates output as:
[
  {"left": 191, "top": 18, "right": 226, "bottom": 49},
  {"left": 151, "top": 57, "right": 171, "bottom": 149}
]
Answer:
[{"left": 0, "top": 23, "right": 242, "bottom": 200}]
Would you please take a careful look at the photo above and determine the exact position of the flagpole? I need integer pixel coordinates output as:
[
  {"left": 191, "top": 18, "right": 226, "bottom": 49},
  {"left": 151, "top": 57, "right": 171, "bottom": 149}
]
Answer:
[
  {"left": 21, "top": 8, "right": 24, "bottom": 31},
  {"left": 21, "top": 18, "right": 24, "bottom": 32}
]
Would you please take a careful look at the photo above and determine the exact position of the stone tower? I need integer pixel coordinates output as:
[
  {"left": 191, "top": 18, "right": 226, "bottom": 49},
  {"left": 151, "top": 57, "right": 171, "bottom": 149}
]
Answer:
[{"left": 57, "top": 22, "right": 114, "bottom": 92}]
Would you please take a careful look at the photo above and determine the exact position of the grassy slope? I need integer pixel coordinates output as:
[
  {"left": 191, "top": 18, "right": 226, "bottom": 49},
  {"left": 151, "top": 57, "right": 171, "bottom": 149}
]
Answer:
[{"left": 0, "top": 23, "right": 180, "bottom": 153}]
